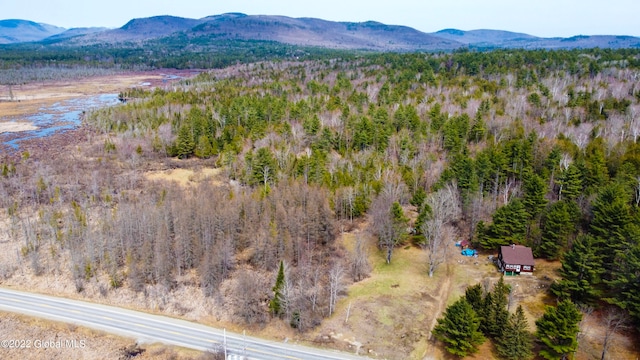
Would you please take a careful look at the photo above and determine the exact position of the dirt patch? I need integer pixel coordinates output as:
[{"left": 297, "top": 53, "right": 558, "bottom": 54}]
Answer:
[{"left": 577, "top": 310, "right": 640, "bottom": 360}]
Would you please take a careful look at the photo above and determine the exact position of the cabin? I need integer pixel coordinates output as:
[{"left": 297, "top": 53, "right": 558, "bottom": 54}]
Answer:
[{"left": 498, "top": 244, "right": 535, "bottom": 275}]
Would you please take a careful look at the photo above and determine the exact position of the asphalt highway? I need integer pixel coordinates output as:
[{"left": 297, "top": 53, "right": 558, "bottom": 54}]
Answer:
[{"left": 0, "top": 287, "right": 370, "bottom": 360}]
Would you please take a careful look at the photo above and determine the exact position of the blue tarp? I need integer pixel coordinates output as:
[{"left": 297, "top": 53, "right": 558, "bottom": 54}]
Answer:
[{"left": 461, "top": 249, "right": 478, "bottom": 257}]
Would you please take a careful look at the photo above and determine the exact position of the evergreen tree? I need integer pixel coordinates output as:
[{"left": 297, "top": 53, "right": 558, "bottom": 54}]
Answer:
[
  {"left": 269, "top": 261, "right": 286, "bottom": 317},
  {"left": 432, "top": 298, "right": 485, "bottom": 357},
  {"left": 194, "top": 135, "right": 214, "bottom": 158},
  {"left": 583, "top": 138, "right": 610, "bottom": 194},
  {"left": 414, "top": 200, "right": 432, "bottom": 235},
  {"left": 550, "top": 235, "right": 603, "bottom": 305},
  {"left": 606, "top": 224, "right": 640, "bottom": 326},
  {"left": 480, "top": 199, "right": 528, "bottom": 249},
  {"left": 353, "top": 116, "right": 374, "bottom": 150},
  {"left": 450, "top": 152, "right": 479, "bottom": 202},
  {"left": 535, "top": 299, "right": 582, "bottom": 360},
  {"left": 303, "top": 114, "right": 321, "bottom": 136},
  {"left": 522, "top": 169, "right": 548, "bottom": 220},
  {"left": 589, "top": 184, "right": 633, "bottom": 276},
  {"left": 496, "top": 305, "right": 534, "bottom": 360},
  {"left": 469, "top": 114, "right": 486, "bottom": 143},
  {"left": 410, "top": 187, "right": 427, "bottom": 208},
  {"left": 539, "top": 200, "right": 579, "bottom": 259},
  {"left": 429, "top": 102, "right": 446, "bottom": 131},
  {"left": 443, "top": 114, "right": 470, "bottom": 153},
  {"left": 251, "top": 147, "right": 278, "bottom": 187},
  {"left": 484, "top": 276, "right": 511, "bottom": 339},
  {"left": 176, "top": 123, "right": 195, "bottom": 159},
  {"left": 465, "top": 283, "right": 485, "bottom": 316},
  {"left": 391, "top": 202, "right": 409, "bottom": 244},
  {"left": 556, "top": 163, "right": 582, "bottom": 201}
]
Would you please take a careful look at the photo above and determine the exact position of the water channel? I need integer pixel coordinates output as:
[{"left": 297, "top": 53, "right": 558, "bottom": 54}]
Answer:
[{"left": 0, "top": 93, "right": 120, "bottom": 150}]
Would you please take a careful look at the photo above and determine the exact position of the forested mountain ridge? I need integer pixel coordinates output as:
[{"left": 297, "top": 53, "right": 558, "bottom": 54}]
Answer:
[
  {"left": 2, "top": 48, "right": 640, "bottom": 358},
  {"left": 433, "top": 28, "right": 640, "bottom": 49},
  {"left": 2, "top": 13, "right": 640, "bottom": 50},
  {"left": 49, "top": 13, "right": 462, "bottom": 50},
  {"left": 0, "top": 19, "right": 64, "bottom": 44}
]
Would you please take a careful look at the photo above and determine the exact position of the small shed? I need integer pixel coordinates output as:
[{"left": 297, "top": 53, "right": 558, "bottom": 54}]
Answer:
[
  {"left": 498, "top": 244, "right": 535, "bottom": 275},
  {"left": 457, "top": 239, "right": 470, "bottom": 248}
]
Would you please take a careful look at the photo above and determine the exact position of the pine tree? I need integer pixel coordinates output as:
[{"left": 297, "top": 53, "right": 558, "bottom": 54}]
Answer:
[
  {"left": 303, "top": 114, "right": 321, "bottom": 135},
  {"left": 550, "top": 235, "right": 603, "bottom": 305},
  {"left": 589, "top": 184, "right": 633, "bottom": 277},
  {"left": 536, "top": 299, "right": 582, "bottom": 360},
  {"left": 465, "top": 283, "right": 485, "bottom": 316},
  {"left": 480, "top": 199, "right": 528, "bottom": 249},
  {"left": 522, "top": 169, "right": 548, "bottom": 220},
  {"left": 556, "top": 163, "right": 582, "bottom": 201},
  {"left": 484, "top": 276, "right": 511, "bottom": 339},
  {"left": 176, "top": 123, "right": 195, "bottom": 159},
  {"left": 583, "top": 138, "right": 610, "bottom": 194},
  {"left": 251, "top": 147, "right": 278, "bottom": 187},
  {"left": 443, "top": 114, "right": 470, "bottom": 153},
  {"left": 391, "top": 201, "right": 409, "bottom": 244},
  {"left": 432, "top": 298, "right": 485, "bottom": 357},
  {"left": 269, "top": 261, "right": 286, "bottom": 317},
  {"left": 496, "top": 305, "right": 534, "bottom": 360},
  {"left": 194, "top": 135, "right": 214, "bottom": 158},
  {"left": 469, "top": 114, "right": 486, "bottom": 143},
  {"left": 539, "top": 200, "right": 579, "bottom": 259},
  {"left": 607, "top": 225, "right": 640, "bottom": 326},
  {"left": 413, "top": 200, "right": 431, "bottom": 235}
]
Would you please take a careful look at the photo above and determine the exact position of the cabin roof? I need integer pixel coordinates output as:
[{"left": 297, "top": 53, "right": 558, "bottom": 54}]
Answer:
[{"left": 500, "top": 245, "right": 535, "bottom": 266}]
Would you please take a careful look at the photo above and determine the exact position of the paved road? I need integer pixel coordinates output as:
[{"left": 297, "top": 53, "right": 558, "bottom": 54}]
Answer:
[{"left": 0, "top": 287, "right": 370, "bottom": 360}]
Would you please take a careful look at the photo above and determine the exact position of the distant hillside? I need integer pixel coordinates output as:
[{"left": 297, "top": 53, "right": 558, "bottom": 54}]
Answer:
[
  {"left": 2, "top": 14, "right": 639, "bottom": 50},
  {"left": 525, "top": 35, "right": 640, "bottom": 50},
  {"left": 43, "top": 27, "right": 108, "bottom": 43},
  {"left": 433, "top": 28, "right": 539, "bottom": 46},
  {"left": 83, "top": 15, "right": 204, "bottom": 42},
  {"left": 182, "top": 13, "right": 461, "bottom": 51},
  {"left": 0, "top": 19, "right": 65, "bottom": 44},
  {"left": 431, "top": 28, "right": 640, "bottom": 49},
  {"left": 62, "top": 13, "right": 460, "bottom": 51}
]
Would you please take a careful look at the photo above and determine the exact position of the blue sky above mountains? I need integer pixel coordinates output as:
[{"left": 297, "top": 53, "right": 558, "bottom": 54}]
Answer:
[{"left": 3, "top": 0, "right": 639, "bottom": 38}]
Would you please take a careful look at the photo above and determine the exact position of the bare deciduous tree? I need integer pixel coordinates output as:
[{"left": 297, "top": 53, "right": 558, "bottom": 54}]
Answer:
[
  {"left": 328, "top": 262, "right": 344, "bottom": 316},
  {"left": 421, "top": 183, "right": 461, "bottom": 277},
  {"left": 233, "top": 269, "right": 268, "bottom": 325},
  {"left": 350, "top": 234, "right": 370, "bottom": 282},
  {"left": 600, "top": 307, "right": 629, "bottom": 360},
  {"left": 371, "top": 194, "right": 397, "bottom": 264}
]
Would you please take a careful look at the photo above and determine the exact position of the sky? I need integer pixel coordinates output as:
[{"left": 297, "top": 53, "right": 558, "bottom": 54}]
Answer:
[{"left": 3, "top": 0, "right": 639, "bottom": 38}]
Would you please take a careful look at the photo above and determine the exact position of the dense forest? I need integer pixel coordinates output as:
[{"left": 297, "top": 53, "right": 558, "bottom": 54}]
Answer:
[
  {"left": 0, "top": 39, "right": 357, "bottom": 84},
  {"left": 2, "top": 47, "right": 640, "bottom": 358}
]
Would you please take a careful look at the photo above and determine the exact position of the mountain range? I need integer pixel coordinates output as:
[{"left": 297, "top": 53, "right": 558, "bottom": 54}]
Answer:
[{"left": 1, "top": 13, "right": 639, "bottom": 50}]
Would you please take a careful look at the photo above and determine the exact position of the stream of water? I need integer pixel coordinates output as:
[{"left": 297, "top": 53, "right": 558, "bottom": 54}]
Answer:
[{"left": 0, "top": 93, "right": 120, "bottom": 150}]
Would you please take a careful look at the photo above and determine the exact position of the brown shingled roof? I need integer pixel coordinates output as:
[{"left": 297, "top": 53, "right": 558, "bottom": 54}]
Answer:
[{"left": 500, "top": 245, "right": 535, "bottom": 266}]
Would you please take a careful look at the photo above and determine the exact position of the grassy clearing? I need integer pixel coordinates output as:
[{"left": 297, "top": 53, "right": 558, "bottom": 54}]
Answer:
[
  {"left": 320, "top": 233, "right": 450, "bottom": 359},
  {"left": 347, "top": 245, "right": 435, "bottom": 299},
  {"left": 145, "top": 167, "right": 223, "bottom": 187}
]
